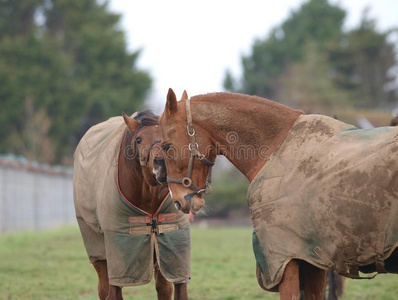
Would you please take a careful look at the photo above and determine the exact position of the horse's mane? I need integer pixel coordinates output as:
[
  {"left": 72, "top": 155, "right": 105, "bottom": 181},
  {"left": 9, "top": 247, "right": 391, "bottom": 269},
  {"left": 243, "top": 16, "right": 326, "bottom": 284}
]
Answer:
[
  {"left": 123, "top": 110, "right": 159, "bottom": 173},
  {"left": 191, "top": 92, "right": 260, "bottom": 102},
  {"left": 190, "top": 92, "right": 291, "bottom": 109}
]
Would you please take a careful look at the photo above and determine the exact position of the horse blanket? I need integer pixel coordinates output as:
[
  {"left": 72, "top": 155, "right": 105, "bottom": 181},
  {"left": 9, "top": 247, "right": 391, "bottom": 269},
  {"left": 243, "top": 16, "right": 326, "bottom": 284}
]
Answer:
[
  {"left": 248, "top": 114, "right": 398, "bottom": 292},
  {"left": 73, "top": 116, "right": 190, "bottom": 286}
]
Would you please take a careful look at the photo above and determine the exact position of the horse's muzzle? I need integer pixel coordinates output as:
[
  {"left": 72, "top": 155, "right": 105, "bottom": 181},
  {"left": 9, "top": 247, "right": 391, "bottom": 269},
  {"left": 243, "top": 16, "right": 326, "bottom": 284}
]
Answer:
[{"left": 153, "top": 157, "right": 167, "bottom": 184}]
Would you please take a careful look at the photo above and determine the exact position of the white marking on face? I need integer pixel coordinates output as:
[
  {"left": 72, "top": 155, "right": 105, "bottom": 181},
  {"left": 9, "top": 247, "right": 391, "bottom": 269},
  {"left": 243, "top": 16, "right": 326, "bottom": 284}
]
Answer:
[{"left": 152, "top": 167, "right": 160, "bottom": 177}]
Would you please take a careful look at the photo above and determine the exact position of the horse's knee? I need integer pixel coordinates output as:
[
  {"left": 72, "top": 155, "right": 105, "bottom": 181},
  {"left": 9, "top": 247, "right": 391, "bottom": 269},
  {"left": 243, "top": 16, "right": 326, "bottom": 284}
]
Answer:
[
  {"left": 154, "top": 266, "right": 173, "bottom": 299},
  {"left": 174, "top": 283, "right": 188, "bottom": 300},
  {"left": 106, "top": 285, "right": 123, "bottom": 300},
  {"left": 155, "top": 279, "right": 173, "bottom": 296},
  {"left": 279, "top": 260, "right": 300, "bottom": 300},
  {"left": 92, "top": 260, "right": 109, "bottom": 300},
  {"left": 302, "top": 261, "right": 327, "bottom": 300}
]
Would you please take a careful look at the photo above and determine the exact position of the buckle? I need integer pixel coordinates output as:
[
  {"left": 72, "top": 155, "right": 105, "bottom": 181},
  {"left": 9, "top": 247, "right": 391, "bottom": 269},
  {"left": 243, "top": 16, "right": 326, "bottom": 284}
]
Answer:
[
  {"left": 204, "top": 183, "right": 212, "bottom": 195},
  {"left": 187, "top": 125, "right": 195, "bottom": 136},
  {"left": 182, "top": 177, "right": 192, "bottom": 188},
  {"left": 188, "top": 143, "right": 199, "bottom": 151},
  {"left": 146, "top": 216, "right": 160, "bottom": 234}
]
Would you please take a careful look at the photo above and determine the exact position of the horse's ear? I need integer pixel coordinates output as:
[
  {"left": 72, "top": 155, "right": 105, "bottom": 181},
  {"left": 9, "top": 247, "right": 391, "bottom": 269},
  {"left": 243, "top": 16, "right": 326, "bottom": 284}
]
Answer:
[
  {"left": 122, "top": 112, "right": 140, "bottom": 133},
  {"left": 181, "top": 90, "right": 189, "bottom": 101},
  {"left": 165, "top": 88, "right": 178, "bottom": 117}
]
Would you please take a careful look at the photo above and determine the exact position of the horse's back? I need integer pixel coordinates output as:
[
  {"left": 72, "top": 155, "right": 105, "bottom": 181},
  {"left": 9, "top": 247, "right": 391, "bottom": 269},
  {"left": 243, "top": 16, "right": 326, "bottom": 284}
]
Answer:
[
  {"left": 73, "top": 116, "right": 125, "bottom": 244},
  {"left": 249, "top": 114, "right": 398, "bottom": 291}
]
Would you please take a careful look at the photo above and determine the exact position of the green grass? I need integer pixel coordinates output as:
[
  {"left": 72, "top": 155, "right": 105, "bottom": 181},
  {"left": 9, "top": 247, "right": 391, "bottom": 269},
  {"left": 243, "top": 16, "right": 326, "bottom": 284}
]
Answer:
[{"left": 0, "top": 226, "right": 397, "bottom": 299}]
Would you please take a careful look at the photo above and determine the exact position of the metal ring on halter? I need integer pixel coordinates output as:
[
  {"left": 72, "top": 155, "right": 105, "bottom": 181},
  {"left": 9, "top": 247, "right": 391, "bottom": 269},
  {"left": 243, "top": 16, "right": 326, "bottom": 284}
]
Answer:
[
  {"left": 197, "top": 188, "right": 206, "bottom": 195},
  {"left": 204, "top": 184, "right": 212, "bottom": 195},
  {"left": 187, "top": 125, "right": 195, "bottom": 136},
  {"left": 188, "top": 143, "right": 199, "bottom": 151},
  {"left": 182, "top": 177, "right": 192, "bottom": 188}
]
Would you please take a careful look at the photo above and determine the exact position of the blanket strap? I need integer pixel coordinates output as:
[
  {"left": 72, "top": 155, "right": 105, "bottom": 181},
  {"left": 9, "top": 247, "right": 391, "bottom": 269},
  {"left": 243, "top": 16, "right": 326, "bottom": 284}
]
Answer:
[
  {"left": 375, "top": 232, "right": 387, "bottom": 274},
  {"left": 128, "top": 212, "right": 180, "bottom": 236},
  {"left": 314, "top": 247, "right": 377, "bottom": 280},
  {"left": 129, "top": 224, "right": 179, "bottom": 235},
  {"left": 313, "top": 247, "right": 335, "bottom": 269}
]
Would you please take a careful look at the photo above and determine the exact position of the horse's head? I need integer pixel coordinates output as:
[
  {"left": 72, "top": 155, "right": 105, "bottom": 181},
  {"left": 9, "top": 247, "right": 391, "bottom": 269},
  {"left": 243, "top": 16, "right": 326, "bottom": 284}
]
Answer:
[
  {"left": 159, "top": 89, "right": 216, "bottom": 214},
  {"left": 122, "top": 111, "right": 166, "bottom": 186}
]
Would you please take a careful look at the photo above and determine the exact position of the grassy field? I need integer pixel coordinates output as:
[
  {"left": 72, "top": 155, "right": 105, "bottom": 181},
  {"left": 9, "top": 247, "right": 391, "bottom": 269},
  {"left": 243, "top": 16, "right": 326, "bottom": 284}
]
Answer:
[{"left": 0, "top": 226, "right": 397, "bottom": 300}]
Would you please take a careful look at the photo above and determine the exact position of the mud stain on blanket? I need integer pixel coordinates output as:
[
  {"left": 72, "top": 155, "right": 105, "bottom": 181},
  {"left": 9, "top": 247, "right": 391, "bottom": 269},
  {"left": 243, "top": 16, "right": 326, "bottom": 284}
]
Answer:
[{"left": 248, "top": 114, "right": 398, "bottom": 291}]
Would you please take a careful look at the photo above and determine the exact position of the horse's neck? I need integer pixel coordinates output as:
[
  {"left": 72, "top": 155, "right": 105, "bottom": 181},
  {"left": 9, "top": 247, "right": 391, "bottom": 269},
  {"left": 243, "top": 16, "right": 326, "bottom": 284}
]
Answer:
[
  {"left": 117, "top": 144, "right": 164, "bottom": 215},
  {"left": 192, "top": 94, "right": 302, "bottom": 182}
]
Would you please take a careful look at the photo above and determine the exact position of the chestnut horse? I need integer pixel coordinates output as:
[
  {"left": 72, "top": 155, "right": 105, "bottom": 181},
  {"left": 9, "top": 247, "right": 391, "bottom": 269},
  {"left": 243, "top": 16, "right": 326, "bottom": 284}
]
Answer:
[
  {"left": 158, "top": 89, "right": 398, "bottom": 300},
  {"left": 74, "top": 111, "right": 189, "bottom": 300}
]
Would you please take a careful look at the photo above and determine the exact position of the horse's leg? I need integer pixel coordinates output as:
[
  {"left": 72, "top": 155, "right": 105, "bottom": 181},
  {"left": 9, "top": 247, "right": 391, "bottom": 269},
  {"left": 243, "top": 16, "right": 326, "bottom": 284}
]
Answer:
[
  {"left": 279, "top": 260, "right": 300, "bottom": 300},
  {"left": 302, "top": 261, "right": 327, "bottom": 300},
  {"left": 154, "top": 264, "right": 173, "bottom": 300},
  {"left": 107, "top": 285, "right": 123, "bottom": 300},
  {"left": 173, "top": 283, "right": 188, "bottom": 300},
  {"left": 327, "top": 271, "right": 337, "bottom": 300},
  {"left": 92, "top": 260, "right": 110, "bottom": 300}
]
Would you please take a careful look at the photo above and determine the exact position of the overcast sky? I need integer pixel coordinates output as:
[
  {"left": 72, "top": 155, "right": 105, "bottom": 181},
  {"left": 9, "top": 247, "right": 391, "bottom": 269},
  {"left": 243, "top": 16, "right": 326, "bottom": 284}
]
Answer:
[{"left": 109, "top": 0, "right": 398, "bottom": 112}]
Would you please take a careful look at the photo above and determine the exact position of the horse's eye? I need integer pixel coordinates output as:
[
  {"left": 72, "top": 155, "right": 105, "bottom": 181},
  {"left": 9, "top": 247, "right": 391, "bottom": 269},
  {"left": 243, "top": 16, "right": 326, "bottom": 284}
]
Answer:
[
  {"left": 163, "top": 144, "right": 172, "bottom": 152},
  {"left": 136, "top": 137, "right": 142, "bottom": 144}
]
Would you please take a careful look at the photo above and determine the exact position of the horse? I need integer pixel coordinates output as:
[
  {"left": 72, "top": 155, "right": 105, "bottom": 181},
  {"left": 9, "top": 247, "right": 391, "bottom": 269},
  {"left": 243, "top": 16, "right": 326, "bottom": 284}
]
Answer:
[
  {"left": 73, "top": 111, "right": 190, "bottom": 300},
  {"left": 158, "top": 89, "right": 398, "bottom": 300}
]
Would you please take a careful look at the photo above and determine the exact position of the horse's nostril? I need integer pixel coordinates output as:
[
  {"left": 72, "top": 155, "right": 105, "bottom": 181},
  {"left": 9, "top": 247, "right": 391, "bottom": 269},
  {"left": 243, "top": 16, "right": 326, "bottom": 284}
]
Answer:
[{"left": 154, "top": 157, "right": 164, "bottom": 164}]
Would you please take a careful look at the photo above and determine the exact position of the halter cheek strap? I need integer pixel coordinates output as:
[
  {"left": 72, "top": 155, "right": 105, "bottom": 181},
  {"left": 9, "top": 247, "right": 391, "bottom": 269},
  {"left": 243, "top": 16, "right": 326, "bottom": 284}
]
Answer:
[{"left": 167, "top": 98, "right": 215, "bottom": 202}]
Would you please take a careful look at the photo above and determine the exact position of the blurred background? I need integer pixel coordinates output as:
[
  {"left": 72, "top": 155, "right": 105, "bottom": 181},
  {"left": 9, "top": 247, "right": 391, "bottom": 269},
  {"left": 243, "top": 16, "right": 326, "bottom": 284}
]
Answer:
[
  {"left": 1, "top": 1, "right": 398, "bottom": 299},
  {"left": 0, "top": 0, "right": 397, "bottom": 232}
]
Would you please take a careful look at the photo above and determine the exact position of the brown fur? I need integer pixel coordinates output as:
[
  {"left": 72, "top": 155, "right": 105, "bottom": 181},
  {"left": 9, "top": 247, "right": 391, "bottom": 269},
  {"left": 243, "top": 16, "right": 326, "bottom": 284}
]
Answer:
[
  {"left": 159, "top": 89, "right": 330, "bottom": 300},
  {"left": 160, "top": 89, "right": 303, "bottom": 213}
]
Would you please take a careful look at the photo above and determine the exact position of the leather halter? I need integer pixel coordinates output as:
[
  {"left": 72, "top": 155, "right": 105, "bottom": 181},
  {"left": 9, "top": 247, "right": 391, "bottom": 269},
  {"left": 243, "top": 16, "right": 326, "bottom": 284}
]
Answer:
[{"left": 167, "top": 98, "right": 215, "bottom": 202}]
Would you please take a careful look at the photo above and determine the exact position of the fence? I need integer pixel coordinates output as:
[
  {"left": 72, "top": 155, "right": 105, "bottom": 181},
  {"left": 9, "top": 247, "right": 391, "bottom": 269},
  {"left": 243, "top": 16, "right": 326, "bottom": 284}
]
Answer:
[{"left": 0, "top": 155, "right": 76, "bottom": 233}]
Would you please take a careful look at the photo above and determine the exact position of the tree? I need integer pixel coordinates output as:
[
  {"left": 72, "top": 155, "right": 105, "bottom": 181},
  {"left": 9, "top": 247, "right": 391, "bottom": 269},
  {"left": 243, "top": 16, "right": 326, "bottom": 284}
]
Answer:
[
  {"left": 328, "top": 10, "right": 397, "bottom": 108},
  {"left": 0, "top": 0, "right": 152, "bottom": 163},
  {"left": 231, "top": 0, "right": 345, "bottom": 99},
  {"left": 277, "top": 40, "right": 352, "bottom": 111},
  {"left": 223, "top": 70, "right": 238, "bottom": 92},
  {"left": 225, "top": 0, "right": 397, "bottom": 110},
  {"left": 204, "top": 166, "right": 249, "bottom": 218}
]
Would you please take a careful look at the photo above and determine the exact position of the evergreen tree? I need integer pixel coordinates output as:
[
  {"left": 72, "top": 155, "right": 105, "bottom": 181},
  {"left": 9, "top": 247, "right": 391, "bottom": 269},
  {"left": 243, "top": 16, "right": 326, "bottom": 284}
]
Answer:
[
  {"left": 0, "top": 0, "right": 152, "bottom": 163},
  {"left": 233, "top": 0, "right": 345, "bottom": 99},
  {"left": 225, "top": 0, "right": 397, "bottom": 109},
  {"left": 277, "top": 40, "right": 352, "bottom": 111},
  {"left": 329, "top": 10, "right": 397, "bottom": 107}
]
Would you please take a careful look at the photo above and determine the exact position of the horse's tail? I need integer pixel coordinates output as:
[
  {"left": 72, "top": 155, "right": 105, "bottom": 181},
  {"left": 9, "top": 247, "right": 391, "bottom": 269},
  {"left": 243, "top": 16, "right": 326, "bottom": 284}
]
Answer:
[{"left": 327, "top": 271, "right": 345, "bottom": 300}]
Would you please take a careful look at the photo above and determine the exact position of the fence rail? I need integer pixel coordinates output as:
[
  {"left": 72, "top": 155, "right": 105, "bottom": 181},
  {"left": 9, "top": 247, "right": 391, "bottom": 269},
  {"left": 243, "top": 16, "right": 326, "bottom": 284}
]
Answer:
[{"left": 0, "top": 155, "right": 76, "bottom": 233}]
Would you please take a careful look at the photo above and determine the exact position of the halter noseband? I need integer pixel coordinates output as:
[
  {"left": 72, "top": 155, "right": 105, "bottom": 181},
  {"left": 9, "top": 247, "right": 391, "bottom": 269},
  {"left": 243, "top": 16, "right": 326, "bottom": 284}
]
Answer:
[{"left": 167, "top": 98, "right": 215, "bottom": 202}]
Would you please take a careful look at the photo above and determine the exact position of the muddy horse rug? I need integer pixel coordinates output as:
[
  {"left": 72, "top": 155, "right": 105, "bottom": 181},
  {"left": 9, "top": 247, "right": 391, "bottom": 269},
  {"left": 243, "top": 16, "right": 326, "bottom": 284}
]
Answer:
[
  {"left": 74, "top": 116, "right": 190, "bottom": 286},
  {"left": 249, "top": 114, "right": 398, "bottom": 291}
]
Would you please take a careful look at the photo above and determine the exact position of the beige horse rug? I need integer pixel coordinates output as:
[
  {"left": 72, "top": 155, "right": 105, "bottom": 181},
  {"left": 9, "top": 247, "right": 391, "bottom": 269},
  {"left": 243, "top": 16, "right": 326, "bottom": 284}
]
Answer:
[
  {"left": 74, "top": 116, "right": 190, "bottom": 286},
  {"left": 248, "top": 114, "right": 398, "bottom": 292}
]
